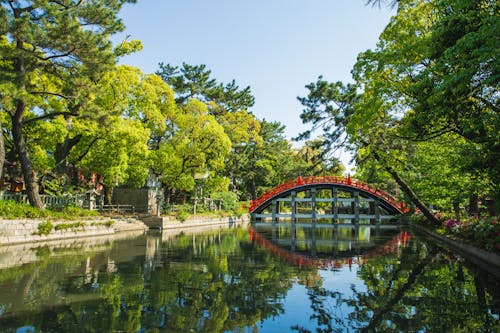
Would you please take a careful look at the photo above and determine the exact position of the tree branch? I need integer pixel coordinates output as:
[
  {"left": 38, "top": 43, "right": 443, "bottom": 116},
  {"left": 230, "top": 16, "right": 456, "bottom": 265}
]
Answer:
[
  {"left": 22, "top": 111, "right": 80, "bottom": 126},
  {"left": 48, "top": 0, "right": 70, "bottom": 9},
  {"left": 74, "top": 137, "right": 101, "bottom": 163},
  {"left": 28, "top": 91, "right": 73, "bottom": 99},
  {"left": 36, "top": 48, "right": 76, "bottom": 61}
]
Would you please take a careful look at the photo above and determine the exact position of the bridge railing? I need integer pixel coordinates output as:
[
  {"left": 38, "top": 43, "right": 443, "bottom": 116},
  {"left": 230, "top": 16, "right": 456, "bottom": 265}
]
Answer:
[{"left": 249, "top": 175, "right": 408, "bottom": 213}]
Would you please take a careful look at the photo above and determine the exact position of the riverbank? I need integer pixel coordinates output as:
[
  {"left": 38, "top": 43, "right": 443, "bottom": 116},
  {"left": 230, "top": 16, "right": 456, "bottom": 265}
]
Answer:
[
  {"left": 0, "top": 216, "right": 147, "bottom": 245},
  {"left": 141, "top": 214, "right": 250, "bottom": 231},
  {"left": 0, "top": 214, "right": 250, "bottom": 246},
  {"left": 410, "top": 223, "right": 500, "bottom": 276}
]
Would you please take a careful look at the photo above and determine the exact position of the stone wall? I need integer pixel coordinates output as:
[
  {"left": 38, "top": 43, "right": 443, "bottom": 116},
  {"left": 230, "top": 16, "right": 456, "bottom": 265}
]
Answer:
[
  {"left": 112, "top": 188, "right": 160, "bottom": 214},
  {"left": 142, "top": 214, "right": 250, "bottom": 230},
  {"left": 0, "top": 219, "right": 114, "bottom": 245},
  {"left": 0, "top": 229, "right": 145, "bottom": 269}
]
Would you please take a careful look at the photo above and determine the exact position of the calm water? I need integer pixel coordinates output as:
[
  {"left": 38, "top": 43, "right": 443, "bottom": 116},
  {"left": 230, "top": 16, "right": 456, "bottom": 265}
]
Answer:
[{"left": 0, "top": 224, "right": 498, "bottom": 332}]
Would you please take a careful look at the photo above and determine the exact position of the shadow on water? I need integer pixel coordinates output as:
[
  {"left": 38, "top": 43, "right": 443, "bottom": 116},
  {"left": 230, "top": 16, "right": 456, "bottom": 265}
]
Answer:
[{"left": 0, "top": 223, "right": 498, "bottom": 332}]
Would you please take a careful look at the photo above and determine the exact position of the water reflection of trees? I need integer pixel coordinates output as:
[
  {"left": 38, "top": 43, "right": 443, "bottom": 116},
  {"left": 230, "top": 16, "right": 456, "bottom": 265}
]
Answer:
[
  {"left": 0, "top": 229, "right": 315, "bottom": 332},
  {"left": 0, "top": 229, "right": 498, "bottom": 332},
  {"left": 143, "top": 230, "right": 308, "bottom": 332},
  {"left": 290, "top": 234, "right": 500, "bottom": 332}
]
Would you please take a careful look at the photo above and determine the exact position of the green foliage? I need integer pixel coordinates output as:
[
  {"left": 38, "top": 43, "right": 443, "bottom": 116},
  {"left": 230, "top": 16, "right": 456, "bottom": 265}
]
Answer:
[
  {"left": 156, "top": 62, "right": 255, "bottom": 113},
  {"left": 444, "top": 217, "right": 500, "bottom": 253},
  {"left": 54, "top": 222, "right": 85, "bottom": 231},
  {"left": 234, "top": 201, "right": 249, "bottom": 218},
  {"left": 36, "top": 221, "right": 54, "bottom": 236},
  {"left": 59, "top": 206, "right": 99, "bottom": 218},
  {"left": 0, "top": 200, "right": 98, "bottom": 220},
  {"left": 90, "top": 220, "right": 115, "bottom": 228},
  {"left": 297, "top": 0, "right": 498, "bottom": 217},
  {"left": 0, "top": 200, "right": 50, "bottom": 219},
  {"left": 152, "top": 99, "right": 231, "bottom": 192},
  {"left": 0, "top": 0, "right": 138, "bottom": 207},
  {"left": 211, "top": 191, "right": 238, "bottom": 212},
  {"left": 175, "top": 204, "right": 193, "bottom": 222}
]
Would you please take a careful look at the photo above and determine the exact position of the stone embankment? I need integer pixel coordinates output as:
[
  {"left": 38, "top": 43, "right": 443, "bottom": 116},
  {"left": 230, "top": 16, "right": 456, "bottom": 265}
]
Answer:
[
  {"left": 410, "top": 223, "right": 500, "bottom": 276},
  {"left": 0, "top": 214, "right": 250, "bottom": 246},
  {"left": 141, "top": 214, "right": 250, "bottom": 231},
  {"left": 0, "top": 228, "right": 146, "bottom": 269},
  {"left": 0, "top": 217, "right": 148, "bottom": 245}
]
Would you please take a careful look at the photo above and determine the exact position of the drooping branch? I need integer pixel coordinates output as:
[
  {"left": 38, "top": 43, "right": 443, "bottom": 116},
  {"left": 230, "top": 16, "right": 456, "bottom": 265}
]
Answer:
[{"left": 369, "top": 147, "right": 439, "bottom": 224}]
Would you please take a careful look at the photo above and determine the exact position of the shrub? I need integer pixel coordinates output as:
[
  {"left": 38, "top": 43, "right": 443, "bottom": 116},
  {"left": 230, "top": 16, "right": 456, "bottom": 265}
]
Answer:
[
  {"left": 91, "top": 220, "right": 115, "bottom": 228},
  {"left": 0, "top": 200, "right": 99, "bottom": 220},
  {"left": 444, "top": 218, "right": 500, "bottom": 253},
  {"left": 175, "top": 204, "right": 193, "bottom": 222},
  {"left": 54, "top": 221, "right": 85, "bottom": 231},
  {"left": 234, "top": 201, "right": 248, "bottom": 217},
  {"left": 0, "top": 200, "right": 49, "bottom": 219},
  {"left": 36, "top": 220, "right": 54, "bottom": 235},
  {"left": 211, "top": 191, "right": 238, "bottom": 212},
  {"left": 59, "top": 205, "right": 99, "bottom": 219}
]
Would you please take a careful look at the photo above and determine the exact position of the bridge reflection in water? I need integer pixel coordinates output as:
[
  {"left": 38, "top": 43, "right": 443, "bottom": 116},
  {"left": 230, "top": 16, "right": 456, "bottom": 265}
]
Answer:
[{"left": 249, "top": 224, "right": 411, "bottom": 270}]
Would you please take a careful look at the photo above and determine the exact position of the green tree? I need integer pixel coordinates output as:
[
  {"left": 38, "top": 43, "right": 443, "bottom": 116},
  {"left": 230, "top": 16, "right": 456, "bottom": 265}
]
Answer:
[
  {"left": 0, "top": 0, "right": 136, "bottom": 207},
  {"left": 298, "top": 0, "right": 499, "bottom": 221},
  {"left": 152, "top": 99, "right": 232, "bottom": 198},
  {"left": 156, "top": 62, "right": 255, "bottom": 115}
]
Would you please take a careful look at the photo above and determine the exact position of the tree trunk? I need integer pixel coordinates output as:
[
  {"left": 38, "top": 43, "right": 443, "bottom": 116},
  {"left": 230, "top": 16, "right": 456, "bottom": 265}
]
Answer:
[
  {"left": 11, "top": 106, "right": 44, "bottom": 208},
  {"left": 103, "top": 184, "right": 113, "bottom": 205},
  {"left": 54, "top": 134, "right": 82, "bottom": 173},
  {"left": 0, "top": 119, "right": 4, "bottom": 181},
  {"left": 453, "top": 200, "right": 460, "bottom": 221},
  {"left": 11, "top": 36, "right": 43, "bottom": 208},
  {"left": 384, "top": 166, "right": 438, "bottom": 224},
  {"left": 469, "top": 193, "right": 479, "bottom": 218},
  {"left": 370, "top": 149, "right": 439, "bottom": 225}
]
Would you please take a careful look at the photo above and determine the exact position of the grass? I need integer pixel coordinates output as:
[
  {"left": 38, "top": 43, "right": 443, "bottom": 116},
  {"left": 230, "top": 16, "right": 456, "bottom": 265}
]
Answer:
[{"left": 0, "top": 200, "right": 99, "bottom": 220}]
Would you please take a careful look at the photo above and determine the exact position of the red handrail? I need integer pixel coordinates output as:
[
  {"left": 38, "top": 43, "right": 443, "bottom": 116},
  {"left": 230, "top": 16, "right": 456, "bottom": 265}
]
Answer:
[{"left": 249, "top": 176, "right": 408, "bottom": 214}]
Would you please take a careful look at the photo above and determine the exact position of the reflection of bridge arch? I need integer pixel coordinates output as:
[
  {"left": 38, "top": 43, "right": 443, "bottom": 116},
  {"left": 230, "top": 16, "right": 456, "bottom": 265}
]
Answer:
[
  {"left": 250, "top": 176, "right": 408, "bottom": 224},
  {"left": 249, "top": 227, "right": 411, "bottom": 270}
]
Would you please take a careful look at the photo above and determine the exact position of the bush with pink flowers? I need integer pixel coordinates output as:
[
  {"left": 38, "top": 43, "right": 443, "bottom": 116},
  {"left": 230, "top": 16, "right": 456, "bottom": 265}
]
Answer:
[{"left": 443, "top": 218, "right": 500, "bottom": 253}]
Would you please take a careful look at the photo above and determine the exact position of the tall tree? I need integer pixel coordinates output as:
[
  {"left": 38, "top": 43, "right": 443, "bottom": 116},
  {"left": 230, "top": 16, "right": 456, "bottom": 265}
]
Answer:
[
  {"left": 152, "top": 99, "right": 232, "bottom": 199},
  {"left": 0, "top": 0, "right": 136, "bottom": 207},
  {"left": 298, "top": 0, "right": 499, "bottom": 221},
  {"left": 297, "top": 77, "right": 439, "bottom": 224},
  {"left": 156, "top": 62, "right": 255, "bottom": 115}
]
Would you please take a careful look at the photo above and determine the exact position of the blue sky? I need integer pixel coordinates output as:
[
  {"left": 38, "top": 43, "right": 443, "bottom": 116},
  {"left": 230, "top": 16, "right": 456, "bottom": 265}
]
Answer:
[{"left": 115, "top": 0, "right": 394, "bottom": 168}]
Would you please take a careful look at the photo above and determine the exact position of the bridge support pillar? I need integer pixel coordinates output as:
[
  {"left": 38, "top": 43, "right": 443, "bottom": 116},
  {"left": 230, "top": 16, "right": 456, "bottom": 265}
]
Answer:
[
  {"left": 271, "top": 199, "right": 278, "bottom": 239},
  {"left": 291, "top": 191, "right": 297, "bottom": 241},
  {"left": 332, "top": 188, "right": 338, "bottom": 224},
  {"left": 333, "top": 224, "right": 339, "bottom": 256},
  {"left": 353, "top": 191, "right": 359, "bottom": 224},
  {"left": 311, "top": 188, "right": 317, "bottom": 256},
  {"left": 311, "top": 188, "right": 317, "bottom": 230},
  {"left": 271, "top": 199, "right": 278, "bottom": 224}
]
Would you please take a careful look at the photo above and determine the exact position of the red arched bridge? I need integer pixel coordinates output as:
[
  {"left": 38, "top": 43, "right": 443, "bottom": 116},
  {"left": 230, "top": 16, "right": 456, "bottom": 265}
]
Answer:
[{"left": 249, "top": 176, "right": 409, "bottom": 224}]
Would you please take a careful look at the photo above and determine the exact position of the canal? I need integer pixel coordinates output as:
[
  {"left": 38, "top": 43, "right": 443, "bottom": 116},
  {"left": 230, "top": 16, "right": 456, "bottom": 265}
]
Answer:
[{"left": 0, "top": 224, "right": 498, "bottom": 332}]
